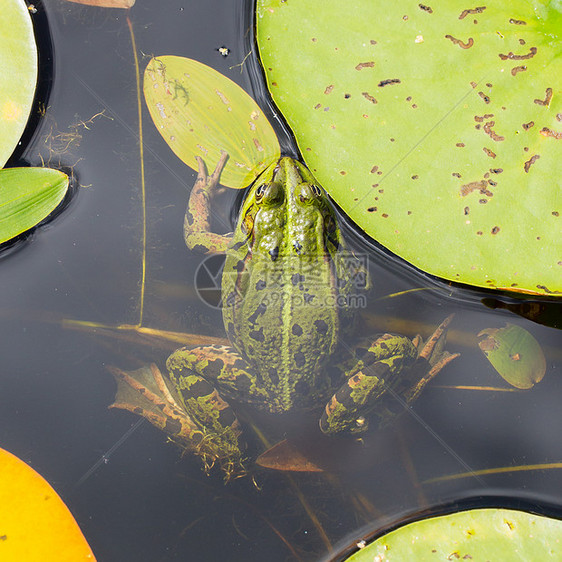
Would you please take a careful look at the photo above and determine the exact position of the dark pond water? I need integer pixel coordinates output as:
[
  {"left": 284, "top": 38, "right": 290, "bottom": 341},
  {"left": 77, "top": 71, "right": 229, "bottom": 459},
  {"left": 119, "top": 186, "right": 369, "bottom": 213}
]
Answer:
[{"left": 1, "top": 1, "right": 561, "bottom": 560}]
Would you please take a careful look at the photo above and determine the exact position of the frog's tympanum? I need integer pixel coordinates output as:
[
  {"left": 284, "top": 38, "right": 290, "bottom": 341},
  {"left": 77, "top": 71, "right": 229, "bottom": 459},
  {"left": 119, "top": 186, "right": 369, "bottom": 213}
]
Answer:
[{"left": 109, "top": 153, "right": 459, "bottom": 479}]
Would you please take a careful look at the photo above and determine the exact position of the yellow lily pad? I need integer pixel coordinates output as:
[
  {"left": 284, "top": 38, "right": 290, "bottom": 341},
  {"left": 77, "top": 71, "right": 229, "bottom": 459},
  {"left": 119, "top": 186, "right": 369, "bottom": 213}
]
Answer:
[
  {"left": 0, "top": 447, "right": 95, "bottom": 560},
  {"left": 0, "top": 0, "right": 38, "bottom": 168}
]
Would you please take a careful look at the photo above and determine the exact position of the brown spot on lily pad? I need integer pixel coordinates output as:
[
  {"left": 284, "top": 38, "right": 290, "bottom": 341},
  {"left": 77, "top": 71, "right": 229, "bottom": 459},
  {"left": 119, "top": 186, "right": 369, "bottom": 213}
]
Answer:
[
  {"left": 475, "top": 113, "right": 494, "bottom": 122},
  {"left": 534, "top": 87, "right": 553, "bottom": 106},
  {"left": 483, "top": 121, "right": 504, "bottom": 141},
  {"left": 378, "top": 79, "right": 401, "bottom": 87},
  {"left": 445, "top": 34, "right": 474, "bottom": 49},
  {"left": 478, "top": 92, "right": 491, "bottom": 104},
  {"left": 418, "top": 4, "right": 433, "bottom": 13},
  {"left": 460, "top": 179, "right": 494, "bottom": 198},
  {"left": 511, "top": 65, "right": 526, "bottom": 76},
  {"left": 499, "top": 47, "right": 537, "bottom": 60},
  {"left": 362, "top": 92, "right": 377, "bottom": 103},
  {"left": 540, "top": 127, "right": 562, "bottom": 140},
  {"left": 483, "top": 147, "right": 496, "bottom": 158},
  {"left": 355, "top": 61, "right": 375, "bottom": 70},
  {"left": 524, "top": 154, "right": 540, "bottom": 172},
  {"left": 459, "top": 7, "right": 486, "bottom": 19}
]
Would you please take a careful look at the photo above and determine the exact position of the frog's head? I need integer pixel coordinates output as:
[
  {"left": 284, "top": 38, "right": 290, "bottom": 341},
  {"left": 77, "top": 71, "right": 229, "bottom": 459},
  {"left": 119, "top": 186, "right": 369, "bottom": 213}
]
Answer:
[{"left": 234, "top": 157, "right": 342, "bottom": 259}]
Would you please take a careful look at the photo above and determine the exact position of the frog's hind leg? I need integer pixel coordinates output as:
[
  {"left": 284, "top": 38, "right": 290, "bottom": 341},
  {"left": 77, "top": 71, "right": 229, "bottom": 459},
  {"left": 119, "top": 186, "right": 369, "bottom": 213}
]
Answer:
[
  {"left": 166, "top": 344, "right": 268, "bottom": 476},
  {"left": 320, "top": 333, "right": 419, "bottom": 435},
  {"left": 320, "top": 316, "right": 459, "bottom": 435}
]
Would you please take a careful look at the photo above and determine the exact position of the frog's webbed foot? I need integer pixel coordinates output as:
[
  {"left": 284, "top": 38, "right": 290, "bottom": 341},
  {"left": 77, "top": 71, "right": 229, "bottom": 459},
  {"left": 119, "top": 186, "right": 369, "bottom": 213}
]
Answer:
[
  {"left": 405, "top": 314, "right": 460, "bottom": 404},
  {"left": 184, "top": 150, "right": 232, "bottom": 254},
  {"left": 107, "top": 363, "right": 246, "bottom": 481}
]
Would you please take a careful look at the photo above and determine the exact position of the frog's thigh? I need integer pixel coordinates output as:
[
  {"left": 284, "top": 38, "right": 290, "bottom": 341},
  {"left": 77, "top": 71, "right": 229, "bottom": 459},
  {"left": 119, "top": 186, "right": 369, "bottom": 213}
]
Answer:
[
  {"left": 351, "top": 334, "right": 418, "bottom": 369},
  {"left": 320, "top": 361, "right": 392, "bottom": 434},
  {"left": 321, "top": 335, "right": 418, "bottom": 434},
  {"left": 167, "top": 345, "right": 267, "bottom": 404},
  {"left": 165, "top": 346, "right": 244, "bottom": 444}
]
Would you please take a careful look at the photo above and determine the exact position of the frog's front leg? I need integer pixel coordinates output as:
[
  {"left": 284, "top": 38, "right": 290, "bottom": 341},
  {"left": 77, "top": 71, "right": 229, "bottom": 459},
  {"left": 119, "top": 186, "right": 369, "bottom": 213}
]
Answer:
[
  {"left": 184, "top": 151, "right": 231, "bottom": 254},
  {"left": 320, "top": 316, "right": 459, "bottom": 434},
  {"left": 166, "top": 344, "right": 269, "bottom": 476}
]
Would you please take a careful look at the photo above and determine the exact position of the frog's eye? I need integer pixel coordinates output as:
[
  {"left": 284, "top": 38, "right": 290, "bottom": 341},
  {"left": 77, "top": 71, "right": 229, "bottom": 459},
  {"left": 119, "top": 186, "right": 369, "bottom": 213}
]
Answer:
[
  {"left": 311, "top": 184, "right": 323, "bottom": 197},
  {"left": 255, "top": 183, "right": 267, "bottom": 201}
]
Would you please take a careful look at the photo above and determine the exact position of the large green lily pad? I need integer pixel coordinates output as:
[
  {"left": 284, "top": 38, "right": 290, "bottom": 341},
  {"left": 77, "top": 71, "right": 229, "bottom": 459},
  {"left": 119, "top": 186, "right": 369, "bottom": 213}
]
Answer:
[
  {"left": 346, "top": 508, "right": 562, "bottom": 561},
  {"left": 0, "top": 0, "right": 38, "bottom": 168},
  {"left": 256, "top": 0, "right": 562, "bottom": 295}
]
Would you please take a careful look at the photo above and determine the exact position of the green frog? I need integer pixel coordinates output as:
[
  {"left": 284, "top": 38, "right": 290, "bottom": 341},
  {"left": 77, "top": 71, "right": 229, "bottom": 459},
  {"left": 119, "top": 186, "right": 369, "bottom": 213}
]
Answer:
[{"left": 110, "top": 153, "right": 458, "bottom": 479}]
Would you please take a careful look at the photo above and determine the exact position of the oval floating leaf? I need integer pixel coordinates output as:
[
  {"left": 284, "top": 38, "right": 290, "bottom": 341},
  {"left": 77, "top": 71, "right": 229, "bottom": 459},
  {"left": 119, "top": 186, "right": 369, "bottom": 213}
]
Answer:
[
  {"left": 0, "top": 0, "right": 38, "bottom": 168},
  {"left": 144, "top": 56, "right": 280, "bottom": 188},
  {"left": 0, "top": 167, "right": 69, "bottom": 244},
  {"left": 256, "top": 0, "right": 562, "bottom": 295},
  {"left": 0, "top": 447, "right": 95, "bottom": 559},
  {"left": 478, "top": 324, "right": 546, "bottom": 389},
  {"left": 346, "top": 508, "right": 562, "bottom": 561}
]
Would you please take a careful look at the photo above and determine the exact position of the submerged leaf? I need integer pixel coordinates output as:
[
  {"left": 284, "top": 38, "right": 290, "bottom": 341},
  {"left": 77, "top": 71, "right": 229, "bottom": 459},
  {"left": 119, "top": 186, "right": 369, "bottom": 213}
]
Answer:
[
  {"left": 346, "top": 508, "right": 562, "bottom": 561},
  {"left": 0, "top": 447, "right": 95, "bottom": 560},
  {"left": 65, "top": 0, "right": 135, "bottom": 6},
  {"left": 256, "top": 0, "right": 562, "bottom": 295},
  {"left": 478, "top": 324, "right": 546, "bottom": 389},
  {"left": 144, "top": 56, "right": 280, "bottom": 189},
  {"left": 0, "top": 0, "right": 38, "bottom": 168},
  {"left": 256, "top": 439, "right": 323, "bottom": 472},
  {"left": 0, "top": 167, "right": 69, "bottom": 244}
]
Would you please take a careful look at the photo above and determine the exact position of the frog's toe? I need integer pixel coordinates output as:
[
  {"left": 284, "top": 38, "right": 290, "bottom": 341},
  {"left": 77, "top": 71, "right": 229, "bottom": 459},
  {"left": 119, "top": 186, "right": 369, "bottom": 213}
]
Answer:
[{"left": 417, "top": 314, "right": 456, "bottom": 366}]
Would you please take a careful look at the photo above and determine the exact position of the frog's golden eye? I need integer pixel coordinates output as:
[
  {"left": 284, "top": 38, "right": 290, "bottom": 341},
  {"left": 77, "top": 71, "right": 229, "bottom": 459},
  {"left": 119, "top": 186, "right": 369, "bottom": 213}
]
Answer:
[
  {"left": 255, "top": 183, "right": 267, "bottom": 201},
  {"left": 311, "top": 184, "right": 322, "bottom": 197}
]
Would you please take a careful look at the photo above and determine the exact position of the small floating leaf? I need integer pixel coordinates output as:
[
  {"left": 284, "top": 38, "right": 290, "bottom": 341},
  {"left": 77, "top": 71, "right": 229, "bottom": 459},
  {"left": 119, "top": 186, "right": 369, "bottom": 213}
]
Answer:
[
  {"left": 0, "top": 167, "right": 69, "bottom": 244},
  {"left": 346, "top": 508, "right": 562, "bottom": 561},
  {"left": 478, "top": 324, "right": 546, "bottom": 389},
  {"left": 143, "top": 56, "right": 280, "bottom": 189},
  {"left": 0, "top": 447, "right": 95, "bottom": 559},
  {"left": 0, "top": 0, "right": 38, "bottom": 168}
]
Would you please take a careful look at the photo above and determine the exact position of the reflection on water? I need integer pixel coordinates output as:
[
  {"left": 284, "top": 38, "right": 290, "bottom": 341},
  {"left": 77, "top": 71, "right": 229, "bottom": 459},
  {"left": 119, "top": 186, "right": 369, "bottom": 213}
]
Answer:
[{"left": 0, "top": 1, "right": 560, "bottom": 560}]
